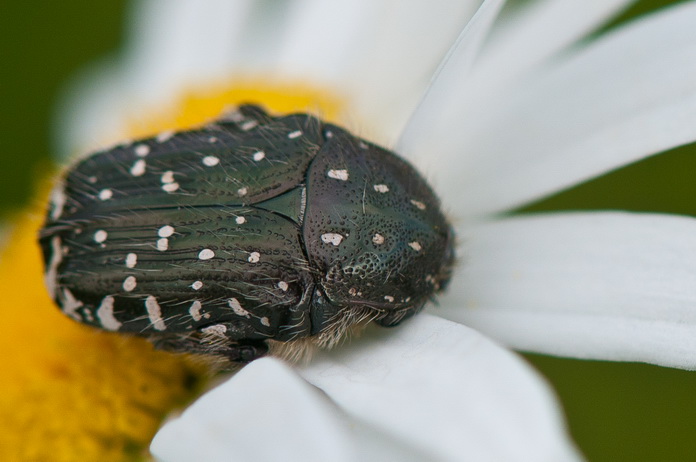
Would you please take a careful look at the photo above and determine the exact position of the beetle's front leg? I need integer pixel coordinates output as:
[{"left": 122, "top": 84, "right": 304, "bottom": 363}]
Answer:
[{"left": 221, "top": 341, "right": 269, "bottom": 363}]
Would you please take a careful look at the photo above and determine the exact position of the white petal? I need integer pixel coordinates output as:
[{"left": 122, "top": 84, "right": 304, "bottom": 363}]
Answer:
[
  {"left": 55, "top": 60, "right": 130, "bottom": 159},
  {"left": 416, "top": 1, "right": 696, "bottom": 216},
  {"left": 274, "top": 1, "right": 481, "bottom": 143},
  {"left": 398, "top": 0, "right": 504, "bottom": 167},
  {"left": 438, "top": 212, "right": 696, "bottom": 369},
  {"left": 469, "top": 0, "right": 633, "bottom": 103},
  {"left": 345, "top": 0, "right": 481, "bottom": 143},
  {"left": 151, "top": 316, "right": 581, "bottom": 461},
  {"left": 400, "top": 0, "right": 631, "bottom": 158},
  {"left": 125, "top": 0, "right": 254, "bottom": 106},
  {"left": 57, "top": 0, "right": 257, "bottom": 157},
  {"left": 300, "top": 315, "right": 581, "bottom": 461},
  {"left": 152, "top": 358, "right": 415, "bottom": 462},
  {"left": 274, "top": 0, "right": 376, "bottom": 84}
]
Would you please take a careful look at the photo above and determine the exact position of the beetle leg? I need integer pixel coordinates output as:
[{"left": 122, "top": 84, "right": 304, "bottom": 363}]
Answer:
[
  {"left": 196, "top": 321, "right": 271, "bottom": 363},
  {"left": 223, "top": 341, "right": 269, "bottom": 363},
  {"left": 148, "top": 321, "right": 270, "bottom": 364}
]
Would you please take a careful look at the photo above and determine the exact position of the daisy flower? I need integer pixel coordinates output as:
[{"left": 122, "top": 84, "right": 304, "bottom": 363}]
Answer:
[{"left": 3, "top": 0, "right": 696, "bottom": 460}]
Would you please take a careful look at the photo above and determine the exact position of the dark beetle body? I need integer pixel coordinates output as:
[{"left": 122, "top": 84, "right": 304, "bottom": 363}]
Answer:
[{"left": 40, "top": 105, "right": 454, "bottom": 365}]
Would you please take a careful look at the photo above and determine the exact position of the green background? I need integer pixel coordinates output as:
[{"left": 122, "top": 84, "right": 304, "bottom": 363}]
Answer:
[{"left": 1, "top": 1, "right": 695, "bottom": 460}]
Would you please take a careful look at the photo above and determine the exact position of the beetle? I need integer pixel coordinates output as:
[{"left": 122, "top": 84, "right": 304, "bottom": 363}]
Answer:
[{"left": 40, "top": 104, "right": 455, "bottom": 367}]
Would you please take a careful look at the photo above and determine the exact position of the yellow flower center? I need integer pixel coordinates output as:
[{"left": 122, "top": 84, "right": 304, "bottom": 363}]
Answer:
[
  {"left": 0, "top": 80, "right": 343, "bottom": 461},
  {"left": 126, "top": 78, "right": 343, "bottom": 142}
]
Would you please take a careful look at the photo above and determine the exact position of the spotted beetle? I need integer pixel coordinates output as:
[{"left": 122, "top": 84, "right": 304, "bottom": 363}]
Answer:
[{"left": 40, "top": 105, "right": 455, "bottom": 367}]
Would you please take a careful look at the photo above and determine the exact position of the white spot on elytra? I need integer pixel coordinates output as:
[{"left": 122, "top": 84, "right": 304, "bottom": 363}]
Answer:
[
  {"left": 158, "top": 225, "right": 175, "bottom": 238},
  {"left": 228, "top": 298, "right": 250, "bottom": 317},
  {"left": 199, "top": 248, "right": 215, "bottom": 260},
  {"left": 191, "top": 280, "right": 203, "bottom": 290},
  {"left": 189, "top": 300, "right": 203, "bottom": 321},
  {"left": 359, "top": 141, "right": 369, "bottom": 149},
  {"left": 122, "top": 276, "right": 137, "bottom": 292},
  {"left": 162, "top": 182, "right": 180, "bottom": 193},
  {"left": 45, "top": 236, "right": 63, "bottom": 299},
  {"left": 224, "top": 107, "right": 244, "bottom": 122},
  {"left": 156, "top": 238, "right": 169, "bottom": 251},
  {"left": 156, "top": 130, "right": 174, "bottom": 142},
  {"left": 161, "top": 171, "right": 175, "bottom": 184},
  {"left": 203, "top": 156, "right": 220, "bottom": 167},
  {"left": 145, "top": 295, "right": 166, "bottom": 331},
  {"left": 288, "top": 130, "right": 302, "bottom": 139},
  {"left": 98, "top": 189, "right": 113, "bottom": 200},
  {"left": 161, "top": 170, "right": 179, "bottom": 192},
  {"left": 61, "top": 288, "right": 84, "bottom": 321},
  {"left": 237, "top": 187, "right": 248, "bottom": 197},
  {"left": 278, "top": 281, "right": 289, "bottom": 291},
  {"left": 373, "top": 234, "right": 385, "bottom": 245},
  {"left": 248, "top": 251, "right": 260, "bottom": 263},
  {"left": 384, "top": 295, "right": 395, "bottom": 303},
  {"left": 252, "top": 151, "right": 265, "bottom": 161},
  {"left": 373, "top": 184, "right": 389, "bottom": 193},
  {"left": 49, "top": 184, "right": 66, "bottom": 219},
  {"left": 94, "top": 230, "right": 108, "bottom": 243},
  {"left": 134, "top": 144, "right": 150, "bottom": 157},
  {"left": 130, "top": 159, "right": 146, "bottom": 176},
  {"left": 409, "top": 241, "right": 422, "bottom": 252},
  {"left": 410, "top": 199, "right": 426, "bottom": 210},
  {"left": 202, "top": 324, "right": 227, "bottom": 336},
  {"left": 327, "top": 169, "right": 349, "bottom": 181},
  {"left": 235, "top": 216, "right": 246, "bottom": 224},
  {"left": 97, "top": 296, "right": 121, "bottom": 331},
  {"left": 260, "top": 317, "right": 270, "bottom": 327},
  {"left": 125, "top": 253, "right": 137, "bottom": 268},
  {"left": 241, "top": 120, "right": 258, "bottom": 131},
  {"left": 321, "top": 233, "right": 344, "bottom": 246},
  {"left": 83, "top": 308, "right": 94, "bottom": 322},
  {"left": 208, "top": 136, "right": 218, "bottom": 143},
  {"left": 87, "top": 176, "right": 97, "bottom": 184}
]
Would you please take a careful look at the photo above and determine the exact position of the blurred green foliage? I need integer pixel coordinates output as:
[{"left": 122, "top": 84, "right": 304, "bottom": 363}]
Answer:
[
  {"left": 0, "top": 0, "right": 127, "bottom": 214},
  {"left": 1, "top": 1, "right": 694, "bottom": 460}
]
